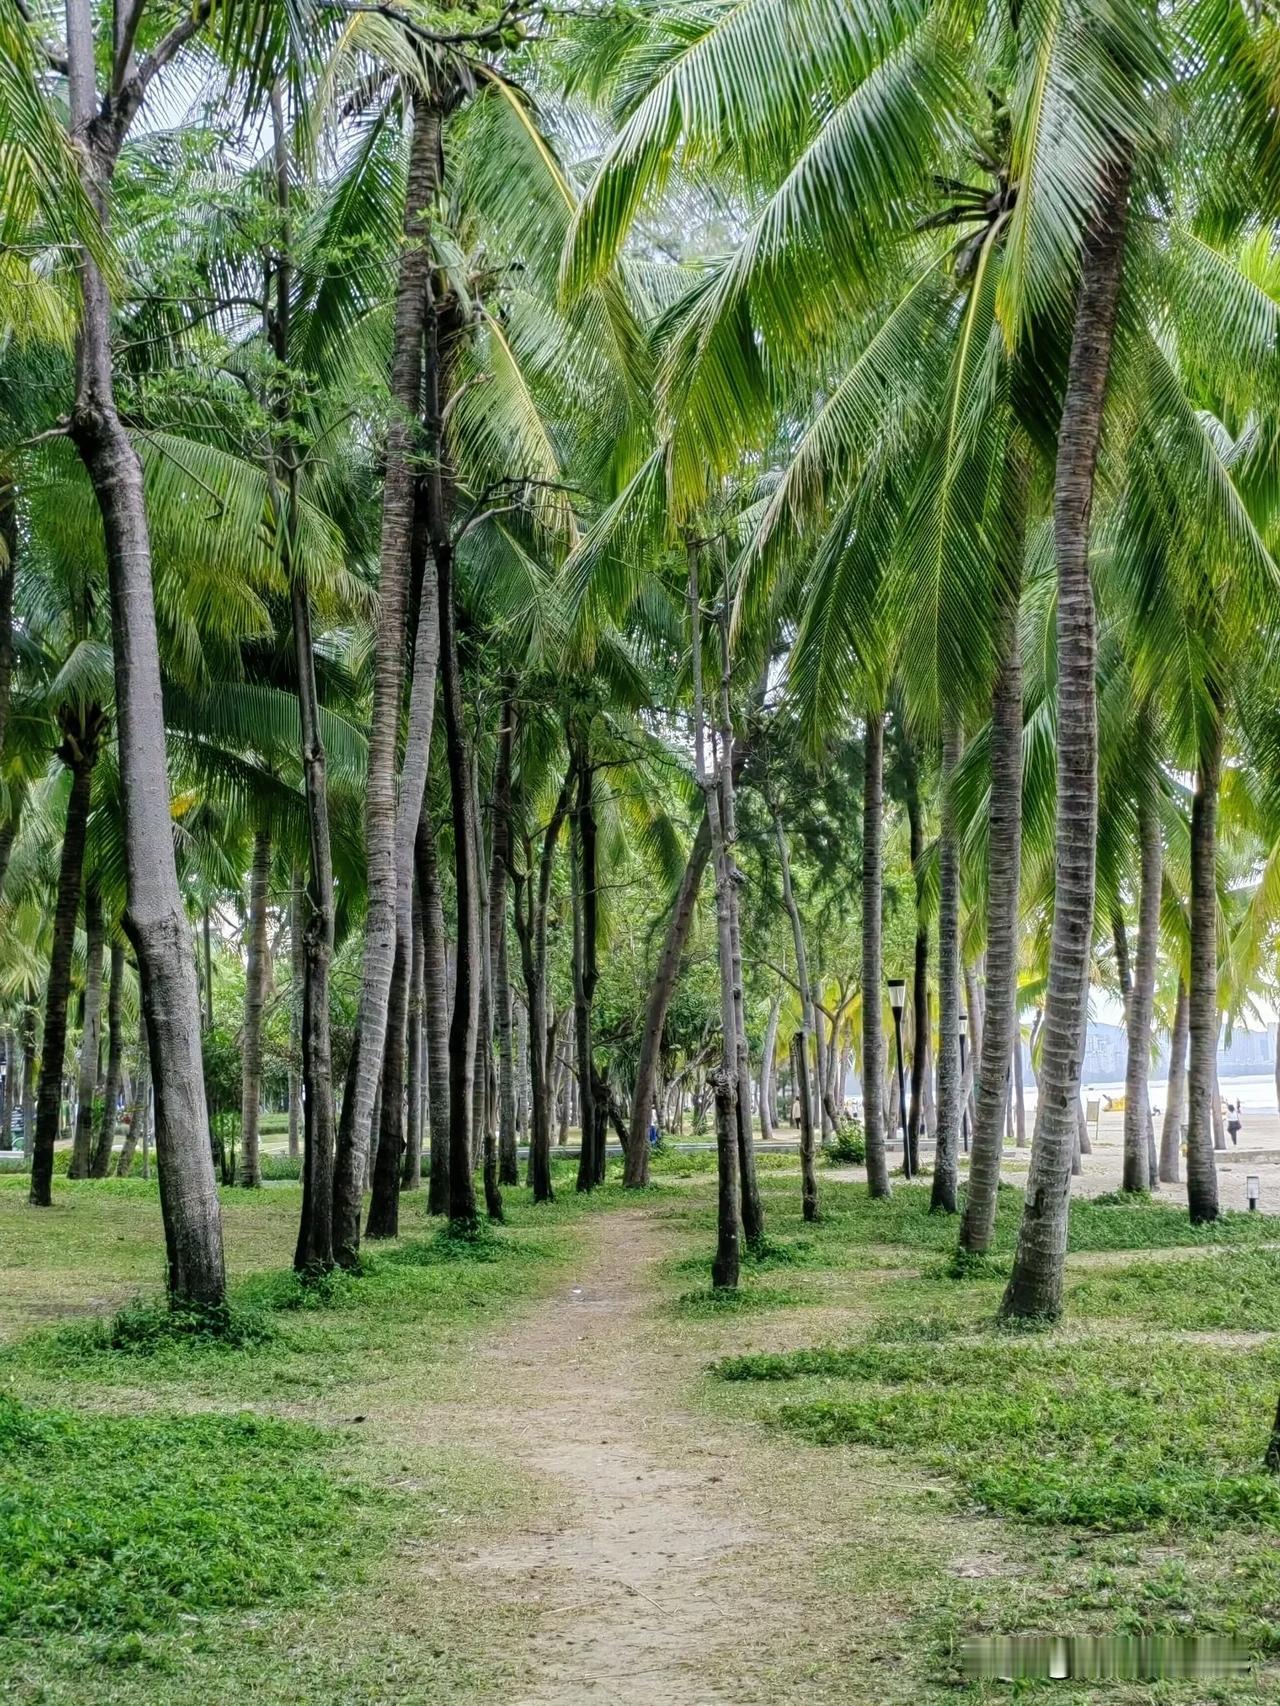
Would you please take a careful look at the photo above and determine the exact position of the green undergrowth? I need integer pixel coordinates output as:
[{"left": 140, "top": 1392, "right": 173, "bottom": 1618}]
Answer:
[
  {"left": 0, "top": 1170, "right": 622, "bottom": 1698},
  {"left": 0, "top": 1398, "right": 371, "bottom": 1637},
  {"left": 716, "top": 1333, "right": 1280, "bottom": 1533},
  {"left": 671, "top": 1282, "right": 813, "bottom": 1318}
]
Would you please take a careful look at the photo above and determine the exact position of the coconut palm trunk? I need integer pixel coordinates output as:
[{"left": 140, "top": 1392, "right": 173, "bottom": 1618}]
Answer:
[
  {"left": 959, "top": 487, "right": 1025, "bottom": 1252},
  {"left": 403, "top": 892, "right": 425, "bottom": 1189},
  {"left": 30, "top": 714, "right": 101, "bottom": 1206},
  {"left": 62, "top": 0, "right": 225, "bottom": 1305},
  {"left": 862, "top": 707, "right": 892, "bottom": 1197},
  {"left": 437, "top": 494, "right": 479, "bottom": 1230},
  {"left": 626, "top": 815, "right": 711, "bottom": 1185},
  {"left": 571, "top": 731, "right": 602, "bottom": 1193},
  {"left": 418, "top": 810, "right": 452, "bottom": 1216},
  {"left": 932, "top": 720, "right": 963, "bottom": 1213},
  {"left": 1159, "top": 976, "right": 1188, "bottom": 1183},
  {"left": 90, "top": 939, "right": 125, "bottom": 1175},
  {"left": 69, "top": 883, "right": 105, "bottom": 1179},
  {"left": 1186, "top": 707, "right": 1222, "bottom": 1223},
  {"left": 239, "top": 826, "right": 271, "bottom": 1189},
  {"left": 1001, "top": 155, "right": 1132, "bottom": 1322},
  {"left": 759, "top": 991, "right": 780, "bottom": 1145},
  {"left": 774, "top": 807, "right": 826, "bottom": 1150},
  {"left": 689, "top": 554, "right": 741, "bottom": 1288},
  {"left": 367, "top": 933, "right": 409, "bottom": 1239},
  {"left": 509, "top": 778, "right": 571, "bottom": 1204},
  {"left": 903, "top": 741, "right": 930, "bottom": 1169},
  {"left": 715, "top": 600, "right": 763, "bottom": 1246},
  {"left": 333, "top": 96, "right": 442, "bottom": 1266},
  {"left": 288, "top": 874, "right": 303, "bottom": 1161},
  {"left": 115, "top": 1014, "right": 150, "bottom": 1178},
  {"left": 1122, "top": 782, "right": 1161, "bottom": 1191}
]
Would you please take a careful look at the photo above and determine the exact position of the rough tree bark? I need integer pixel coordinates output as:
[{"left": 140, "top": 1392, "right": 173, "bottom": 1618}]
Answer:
[
  {"left": 1123, "top": 780, "right": 1161, "bottom": 1192},
  {"left": 1002, "top": 154, "right": 1132, "bottom": 1322},
  {"left": 904, "top": 738, "right": 930, "bottom": 1170},
  {"left": 932, "top": 720, "right": 963, "bottom": 1214},
  {"left": 759, "top": 991, "right": 780, "bottom": 1145},
  {"left": 862, "top": 707, "right": 892, "bottom": 1198},
  {"left": 571, "top": 727, "right": 602, "bottom": 1193},
  {"left": 30, "top": 712, "right": 101, "bottom": 1206},
  {"left": 69, "top": 883, "right": 105, "bottom": 1179},
  {"left": 116, "top": 1013, "right": 150, "bottom": 1176},
  {"left": 63, "top": 0, "right": 225, "bottom": 1304},
  {"left": 1160, "top": 976, "right": 1188, "bottom": 1183},
  {"left": 239, "top": 826, "right": 271, "bottom": 1189},
  {"left": 402, "top": 889, "right": 425, "bottom": 1189},
  {"left": 418, "top": 811, "right": 452, "bottom": 1216},
  {"left": 332, "top": 96, "right": 442, "bottom": 1266},
  {"left": 792, "top": 1030, "right": 819, "bottom": 1223},
  {"left": 90, "top": 939, "right": 125, "bottom": 1175},
  {"left": 959, "top": 482, "right": 1024, "bottom": 1252},
  {"left": 1186, "top": 705, "right": 1222, "bottom": 1223},
  {"left": 509, "top": 780, "right": 571, "bottom": 1204},
  {"left": 690, "top": 553, "right": 740, "bottom": 1288}
]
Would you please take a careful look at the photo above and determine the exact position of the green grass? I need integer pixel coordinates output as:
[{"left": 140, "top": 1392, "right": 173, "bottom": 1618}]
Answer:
[
  {"left": 0, "top": 1399, "right": 372, "bottom": 1637},
  {"left": 0, "top": 1168, "right": 615, "bottom": 1699}
]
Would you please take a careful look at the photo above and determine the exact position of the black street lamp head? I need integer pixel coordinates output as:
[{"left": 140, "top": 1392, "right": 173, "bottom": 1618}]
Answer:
[
  {"left": 887, "top": 977, "right": 906, "bottom": 1013},
  {"left": 958, "top": 1010, "right": 968, "bottom": 1040}
]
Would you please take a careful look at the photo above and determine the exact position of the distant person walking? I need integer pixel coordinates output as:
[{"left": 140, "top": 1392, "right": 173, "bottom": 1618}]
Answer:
[{"left": 1227, "top": 1102, "right": 1243, "bottom": 1146}]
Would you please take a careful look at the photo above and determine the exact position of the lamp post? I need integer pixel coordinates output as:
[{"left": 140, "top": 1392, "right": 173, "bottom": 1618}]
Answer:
[
  {"left": 1248, "top": 1174, "right": 1261, "bottom": 1212},
  {"left": 958, "top": 1010, "right": 969, "bottom": 1155},
  {"left": 888, "top": 978, "right": 910, "bottom": 1179}
]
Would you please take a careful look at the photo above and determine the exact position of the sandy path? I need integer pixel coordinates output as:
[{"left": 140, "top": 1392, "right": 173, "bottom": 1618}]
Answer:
[{"left": 451, "top": 1210, "right": 788, "bottom": 1705}]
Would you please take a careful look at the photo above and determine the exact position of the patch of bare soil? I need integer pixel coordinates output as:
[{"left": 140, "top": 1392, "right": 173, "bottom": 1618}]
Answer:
[{"left": 452, "top": 1211, "right": 776, "bottom": 1704}]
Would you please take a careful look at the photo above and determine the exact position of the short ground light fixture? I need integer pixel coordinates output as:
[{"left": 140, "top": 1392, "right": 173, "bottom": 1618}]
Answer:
[{"left": 1248, "top": 1174, "right": 1261, "bottom": 1212}]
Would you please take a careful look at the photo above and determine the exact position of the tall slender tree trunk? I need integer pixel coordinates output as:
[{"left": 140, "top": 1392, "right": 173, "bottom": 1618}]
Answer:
[
  {"left": 626, "top": 815, "right": 711, "bottom": 1185},
  {"left": 1013, "top": 1029, "right": 1027, "bottom": 1147},
  {"left": 571, "top": 731, "right": 601, "bottom": 1193},
  {"left": 30, "top": 746, "right": 96, "bottom": 1205},
  {"left": 960, "top": 489, "right": 1024, "bottom": 1251},
  {"left": 496, "top": 924, "right": 518, "bottom": 1185},
  {"left": 403, "top": 890, "right": 425, "bottom": 1189},
  {"left": 689, "top": 555, "right": 740, "bottom": 1288},
  {"left": 116, "top": 1013, "right": 149, "bottom": 1176},
  {"left": 366, "top": 934, "right": 409, "bottom": 1239},
  {"left": 70, "top": 884, "right": 105, "bottom": 1179},
  {"left": 1160, "top": 977, "right": 1188, "bottom": 1183},
  {"left": 90, "top": 939, "right": 125, "bottom": 1176},
  {"left": 333, "top": 97, "right": 442, "bottom": 1266},
  {"left": 904, "top": 741, "right": 930, "bottom": 1169},
  {"left": 510, "top": 781, "right": 571, "bottom": 1205},
  {"left": 774, "top": 808, "right": 823, "bottom": 1171},
  {"left": 1186, "top": 709, "right": 1222, "bottom": 1222},
  {"left": 792, "top": 1031, "right": 819, "bottom": 1222},
  {"left": 1123, "top": 783, "right": 1161, "bottom": 1191},
  {"left": 418, "top": 812, "right": 452, "bottom": 1216},
  {"left": 1001, "top": 154, "right": 1132, "bottom": 1322},
  {"left": 239, "top": 826, "right": 271, "bottom": 1189},
  {"left": 716, "top": 603, "right": 763, "bottom": 1248},
  {"left": 288, "top": 872, "right": 303, "bottom": 1160},
  {"left": 64, "top": 6, "right": 224, "bottom": 1304},
  {"left": 932, "top": 720, "right": 963, "bottom": 1212},
  {"left": 20, "top": 1006, "right": 34, "bottom": 1172},
  {"left": 759, "top": 991, "right": 780, "bottom": 1146},
  {"left": 438, "top": 505, "right": 478, "bottom": 1230},
  {"left": 862, "top": 708, "right": 891, "bottom": 1197}
]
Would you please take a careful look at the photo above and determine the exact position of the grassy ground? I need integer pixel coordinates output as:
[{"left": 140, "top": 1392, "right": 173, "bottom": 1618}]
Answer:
[
  {"left": 660, "top": 1170, "right": 1280, "bottom": 1701},
  {"left": 0, "top": 1164, "right": 608, "bottom": 1703},
  {"left": 2, "top": 1159, "right": 1279, "bottom": 1702}
]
